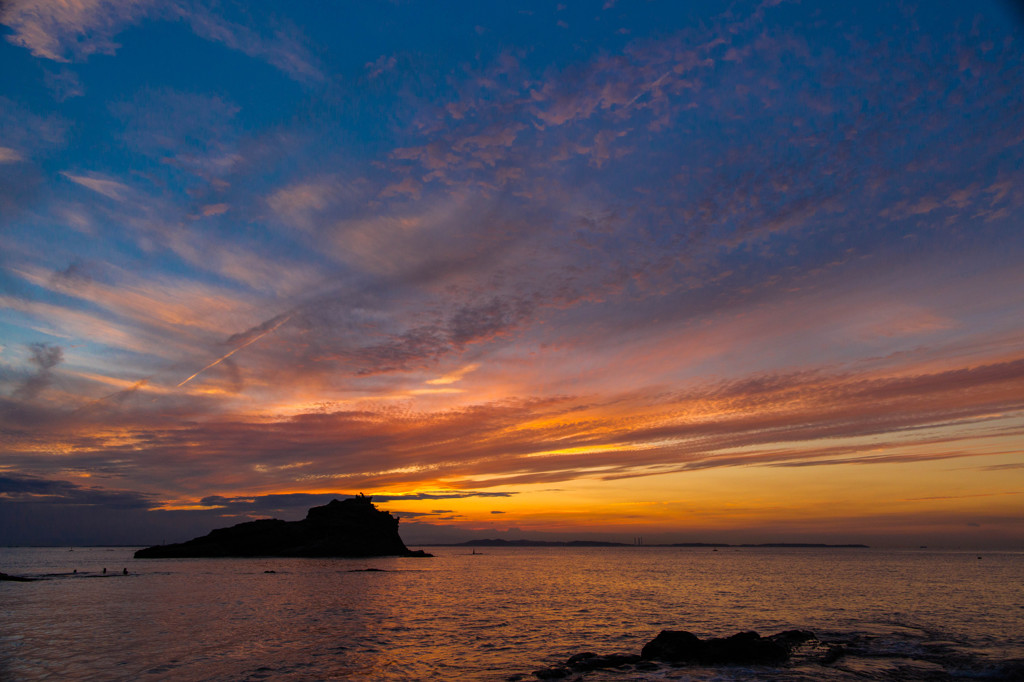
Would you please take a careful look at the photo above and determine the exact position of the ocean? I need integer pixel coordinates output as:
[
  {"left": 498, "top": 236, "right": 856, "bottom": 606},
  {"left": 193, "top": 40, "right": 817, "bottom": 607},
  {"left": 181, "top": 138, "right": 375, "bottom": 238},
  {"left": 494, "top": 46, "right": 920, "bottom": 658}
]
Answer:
[{"left": 1, "top": 546, "right": 1021, "bottom": 680}]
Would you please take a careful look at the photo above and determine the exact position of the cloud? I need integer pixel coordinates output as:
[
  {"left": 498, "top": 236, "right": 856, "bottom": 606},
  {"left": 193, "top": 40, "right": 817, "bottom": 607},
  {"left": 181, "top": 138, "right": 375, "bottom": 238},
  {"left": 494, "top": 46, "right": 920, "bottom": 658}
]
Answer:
[
  {"left": 0, "top": 96, "right": 69, "bottom": 153},
  {"left": 978, "top": 463, "right": 1024, "bottom": 471},
  {"left": 200, "top": 203, "right": 229, "bottom": 217},
  {"left": 0, "top": 0, "right": 154, "bottom": 62},
  {"left": 3, "top": 350, "right": 1021, "bottom": 505},
  {"left": 0, "top": 473, "right": 155, "bottom": 509},
  {"left": 9, "top": 262, "right": 270, "bottom": 361},
  {"left": 903, "top": 492, "right": 1022, "bottom": 502},
  {"left": 109, "top": 88, "right": 241, "bottom": 178},
  {"left": 12, "top": 343, "right": 63, "bottom": 400},
  {"left": 269, "top": 182, "right": 333, "bottom": 220},
  {"left": 1, "top": 0, "right": 322, "bottom": 81},
  {"left": 267, "top": 176, "right": 366, "bottom": 230},
  {"left": 0, "top": 147, "right": 24, "bottom": 163},
  {"left": 449, "top": 297, "right": 534, "bottom": 347},
  {"left": 379, "top": 177, "right": 421, "bottom": 199},
  {"left": 178, "top": 4, "right": 323, "bottom": 83},
  {"left": 187, "top": 490, "right": 518, "bottom": 517},
  {"left": 366, "top": 54, "right": 397, "bottom": 79},
  {"left": 61, "top": 172, "right": 132, "bottom": 201},
  {"left": 44, "top": 67, "right": 85, "bottom": 100},
  {"left": 427, "top": 364, "right": 480, "bottom": 385},
  {"left": 224, "top": 313, "right": 293, "bottom": 348}
]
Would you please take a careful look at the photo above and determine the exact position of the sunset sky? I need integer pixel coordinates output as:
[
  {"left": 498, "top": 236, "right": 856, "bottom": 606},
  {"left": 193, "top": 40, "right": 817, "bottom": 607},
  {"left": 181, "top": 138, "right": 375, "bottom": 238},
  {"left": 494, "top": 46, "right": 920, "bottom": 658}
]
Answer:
[{"left": 2, "top": 1, "right": 1022, "bottom": 548}]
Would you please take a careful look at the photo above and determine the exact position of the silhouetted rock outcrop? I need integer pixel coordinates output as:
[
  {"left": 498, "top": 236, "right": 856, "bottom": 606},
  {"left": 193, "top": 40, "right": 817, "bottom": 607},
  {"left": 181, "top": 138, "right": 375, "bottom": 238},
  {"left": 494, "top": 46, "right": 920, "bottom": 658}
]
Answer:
[
  {"left": 641, "top": 629, "right": 814, "bottom": 664},
  {"left": 0, "top": 571, "right": 37, "bottom": 582},
  {"left": 134, "top": 495, "right": 431, "bottom": 559},
  {"left": 530, "top": 629, "right": 822, "bottom": 679}
]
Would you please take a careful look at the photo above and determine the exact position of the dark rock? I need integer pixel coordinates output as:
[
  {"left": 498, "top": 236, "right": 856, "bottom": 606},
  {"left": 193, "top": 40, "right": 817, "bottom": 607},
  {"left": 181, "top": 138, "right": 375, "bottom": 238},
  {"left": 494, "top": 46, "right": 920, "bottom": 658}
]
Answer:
[
  {"left": 0, "top": 571, "right": 37, "bottom": 582},
  {"left": 641, "top": 629, "right": 800, "bottom": 665},
  {"left": 822, "top": 645, "right": 846, "bottom": 664},
  {"left": 565, "top": 652, "right": 598, "bottom": 666},
  {"left": 532, "top": 666, "right": 570, "bottom": 679},
  {"left": 995, "top": 659, "right": 1024, "bottom": 679},
  {"left": 563, "top": 652, "right": 640, "bottom": 672},
  {"left": 769, "top": 629, "right": 817, "bottom": 650},
  {"left": 134, "top": 495, "right": 433, "bottom": 559},
  {"left": 579, "top": 653, "right": 641, "bottom": 671},
  {"left": 701, "top": 631, "right": 788, "bottom": 664},
  {"left": 537, "top": 627, "right": 821, "bottom": 679},
  {"left": 640, "top": 630, "right": 703, "bottom": 661}
]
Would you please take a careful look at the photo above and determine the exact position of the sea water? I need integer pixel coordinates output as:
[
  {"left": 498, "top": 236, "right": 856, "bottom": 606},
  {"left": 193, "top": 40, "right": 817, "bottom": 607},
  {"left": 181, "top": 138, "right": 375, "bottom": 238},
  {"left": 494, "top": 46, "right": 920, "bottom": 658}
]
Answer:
[{"left": 1, "top": 546, "right": 1022, "bottom": 680}]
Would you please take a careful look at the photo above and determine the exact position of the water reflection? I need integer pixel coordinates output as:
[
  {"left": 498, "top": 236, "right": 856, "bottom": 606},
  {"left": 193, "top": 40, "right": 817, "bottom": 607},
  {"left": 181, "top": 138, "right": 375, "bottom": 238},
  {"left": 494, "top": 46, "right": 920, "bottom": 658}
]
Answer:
[{"left": 1, "top": 547, "right": 1022, "bottom": 680}]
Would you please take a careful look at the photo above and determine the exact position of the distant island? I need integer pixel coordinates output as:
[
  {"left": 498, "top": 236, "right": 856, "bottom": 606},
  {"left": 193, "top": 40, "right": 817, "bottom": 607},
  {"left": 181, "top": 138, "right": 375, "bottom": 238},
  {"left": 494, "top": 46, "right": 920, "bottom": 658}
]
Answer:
[
  {"left": 441, "top": 539, "right": 869, "bottom": 548},
  {"left": 135, "top": 495, "right": 431, "bottom": 559}
]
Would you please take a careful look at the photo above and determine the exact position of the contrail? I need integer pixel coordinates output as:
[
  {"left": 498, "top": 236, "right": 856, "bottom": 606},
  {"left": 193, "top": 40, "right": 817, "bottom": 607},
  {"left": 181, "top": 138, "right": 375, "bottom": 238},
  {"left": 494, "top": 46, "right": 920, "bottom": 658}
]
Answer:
[
  {"left": 177, "top": 314, "right": 292, "bottom": 388},
  {"left": 74, "top": 378, "right": 150, "bottom": 412},
  {"left": 626, "top": 70, "right": 672, "bottom": 108}
]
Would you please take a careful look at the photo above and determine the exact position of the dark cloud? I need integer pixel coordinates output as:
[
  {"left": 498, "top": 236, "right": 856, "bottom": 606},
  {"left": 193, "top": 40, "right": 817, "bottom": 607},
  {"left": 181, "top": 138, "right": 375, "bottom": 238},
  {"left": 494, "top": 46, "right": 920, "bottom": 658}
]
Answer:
[
  {"left": 199, "top": 490, "right": 517, "bottom": 515},
  {"left": 49, "top": 260, "right": 95, "bottom": 287},
  {"left": 12, "top": 343, "right": 63, "bottom": 400},
  {"left": 0, "top": 474, "right": 155, "bottom": 509},
  {"left": 28, "top": 343, "right": 63, "bottom": 370},
  {"left": 345, "top": 325, "right": 451, "bottom": 375},
  {"left": 0, "top": 482, "right": 516, "bottom": 545},
  {"left": 978, "top": 463, "right": 1024, "bottom": 471},
  {"left": 225, "top": 312, "right": 293, "bottom": 347},
  {"left": 449, "top": 296, "right": 534, "bottom": 347},
  {"left": 390, "top": 511, "right": 438, "bottom": 519}
]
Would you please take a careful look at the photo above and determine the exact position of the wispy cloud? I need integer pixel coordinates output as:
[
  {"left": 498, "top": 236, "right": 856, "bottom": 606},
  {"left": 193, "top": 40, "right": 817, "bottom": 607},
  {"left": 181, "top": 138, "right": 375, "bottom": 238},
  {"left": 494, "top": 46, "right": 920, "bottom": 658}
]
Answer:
[
  {"left": 3, "top": 352, "right": 1021, "bottom": 503},
  {"left": 177, "top": 4, "right": 323, "bottom": 83},
  {"left": 0, "top": 0, "right": 154, "bottom": 62},
  {"left": 0, "top": 147, "right": 24, "bottom": 163},
  {"left": 61, "top": 172, "right": 132, "bottom": 201},
  {"left": 427, "top": 363, "right": 480, "bottom": 385},
  {"left": 1, "top": 0, "right": 322, "bottom": 81}
]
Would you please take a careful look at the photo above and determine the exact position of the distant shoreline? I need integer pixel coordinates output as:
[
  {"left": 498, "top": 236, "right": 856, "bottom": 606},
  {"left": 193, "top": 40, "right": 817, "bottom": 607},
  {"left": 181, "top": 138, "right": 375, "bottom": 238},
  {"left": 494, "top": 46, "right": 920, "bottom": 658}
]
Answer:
[{"left": 426, "top": 539, "right": 870, "bottom": 548}]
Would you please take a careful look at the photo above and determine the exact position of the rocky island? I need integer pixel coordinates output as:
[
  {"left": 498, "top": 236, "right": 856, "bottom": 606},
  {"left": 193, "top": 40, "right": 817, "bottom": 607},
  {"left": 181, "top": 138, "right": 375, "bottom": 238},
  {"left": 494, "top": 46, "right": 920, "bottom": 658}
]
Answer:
[{"left": 134, "top": 494, "right": 430, "bottom": 559}]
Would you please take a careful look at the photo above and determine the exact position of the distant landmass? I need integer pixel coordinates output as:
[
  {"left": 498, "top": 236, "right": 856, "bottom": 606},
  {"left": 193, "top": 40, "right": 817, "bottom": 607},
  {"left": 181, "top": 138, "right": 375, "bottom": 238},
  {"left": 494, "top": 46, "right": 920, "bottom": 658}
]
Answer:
[
  {"left": 135, "top": 495, "right": 431, "bottom": 559},
  {"left": 441, "top": 539, "right": 869, "bottom": 548}
]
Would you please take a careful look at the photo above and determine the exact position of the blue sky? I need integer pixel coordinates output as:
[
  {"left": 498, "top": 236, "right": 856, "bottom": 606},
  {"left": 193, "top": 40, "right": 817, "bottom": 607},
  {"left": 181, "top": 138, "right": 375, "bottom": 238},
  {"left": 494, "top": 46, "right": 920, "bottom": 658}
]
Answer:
[{"left": 1, "top": 1, "right": 1023, "bottom": 547}]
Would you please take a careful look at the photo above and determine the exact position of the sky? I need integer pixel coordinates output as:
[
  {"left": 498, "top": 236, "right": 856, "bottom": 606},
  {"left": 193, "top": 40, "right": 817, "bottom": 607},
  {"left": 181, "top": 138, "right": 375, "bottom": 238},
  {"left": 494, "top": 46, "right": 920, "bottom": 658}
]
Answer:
[{"left": 1, "top": 1, "right": 1023, "bottom": 549}]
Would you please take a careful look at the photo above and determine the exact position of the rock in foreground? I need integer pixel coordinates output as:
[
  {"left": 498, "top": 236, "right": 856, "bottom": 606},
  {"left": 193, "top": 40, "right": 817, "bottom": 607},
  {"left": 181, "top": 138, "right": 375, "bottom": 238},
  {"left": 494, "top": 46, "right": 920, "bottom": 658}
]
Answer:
[
  {"left": 530, "top": 629, "right": 820, "bottom": 679},
  {"left": 641, "top": 628, "right": 815, "bottom": 664},
  {"left": 134, "top": 495, "right": 431, "bottom": 559}
]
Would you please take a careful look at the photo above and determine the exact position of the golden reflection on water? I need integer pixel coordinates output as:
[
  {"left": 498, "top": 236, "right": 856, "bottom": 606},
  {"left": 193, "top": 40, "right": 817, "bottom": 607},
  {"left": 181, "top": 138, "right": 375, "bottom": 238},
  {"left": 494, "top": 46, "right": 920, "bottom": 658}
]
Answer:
[{"left": 1, "top": 547, "right": 1022, "bottom": 680}]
